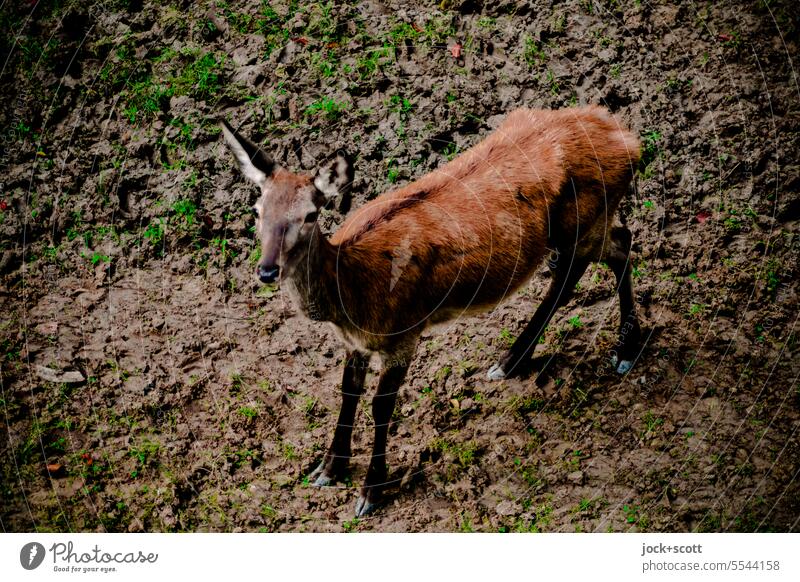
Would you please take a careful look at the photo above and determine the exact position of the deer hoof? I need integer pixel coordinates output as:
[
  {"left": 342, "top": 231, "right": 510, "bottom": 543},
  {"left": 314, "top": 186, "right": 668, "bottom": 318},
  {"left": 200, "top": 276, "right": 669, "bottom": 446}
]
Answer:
[
  {"left": 616, "top": 359, "right": 633, "bottom": 374},
  {"left": 487, "top": 363, "right": 506, "bottom": 381},
  {"left": 309, "top": 462, "right": 333, "bottom": 487},
  {"left": 355, "top": 496, "right": 378, "bottom": 518}
]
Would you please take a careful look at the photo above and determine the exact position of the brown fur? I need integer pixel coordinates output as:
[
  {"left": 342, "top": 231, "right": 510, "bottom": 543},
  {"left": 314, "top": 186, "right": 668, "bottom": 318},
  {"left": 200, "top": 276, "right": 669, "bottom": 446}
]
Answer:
[{"left": 297, "top": 106, "right": 640, "bottom": 351}]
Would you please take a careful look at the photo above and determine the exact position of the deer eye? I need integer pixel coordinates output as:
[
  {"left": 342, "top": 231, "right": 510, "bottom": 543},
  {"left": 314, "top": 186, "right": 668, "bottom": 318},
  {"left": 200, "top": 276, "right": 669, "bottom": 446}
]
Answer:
[{"left": 304, "top": 211, "right": 318, "bottom": 224}]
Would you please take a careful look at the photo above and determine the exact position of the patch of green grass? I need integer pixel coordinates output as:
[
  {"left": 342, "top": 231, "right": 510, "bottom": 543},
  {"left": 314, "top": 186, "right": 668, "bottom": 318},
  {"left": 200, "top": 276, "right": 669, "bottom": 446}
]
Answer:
[
  {"left": 172, "top": 199, "right": 197, "bottom": 225},
  {"left": 238, "top": 406, "right": 259, "bottom": 420},
  {"left": 305, "top": 97, "right": 349, "bottom": 121},
  {"left": 260, "top": 504, "right": 277, "bottom": 519},
  {"left": 16, "top": 35, "right": 61, "bottom": 78},
  {"left": 523, "top": 36, "right": 546, "bottom": 67},
  {"left": 723, "top": 209, "right": 742, "bottom": 232},
  {"left": 442, "top": 142, "right": 459, "bottom": 161},
  {"left": 623, "top": 503, "right": 640, "bottom": 524},
  {"left": 640, "top": 129, "right": 662, "bottom": 173},
  {"left": 688, "top": 303, "right": 705, "bottom": 317},
  {"left": 228, "top": 447, "right": 261, "bottom": 469},
  {"left": 211, "top": 237, "right": 236, "bottom": 263},
  {"left": 513, "top": 457, "right": 543, "bottom": 489},
  {"left": 477, "top": 17, "right": 496, "bottom": 30},
  {"left": 422, "top": 15, "right": 456, "bottom": 45},
  {"left": 434, "top": 365, "right": 452, "bottom": 383},
  {"left": 230, "top": 373, "right": 244, "bottom": 394},
  {"left": 385, "top": 159, "right": 400, "bottom": 183},
  {"left": 281, "top": 442, "right": 297, "bottom": 461},
  {"left": 310, "top": 50, "right": 340, "bottom": 78},
  {"left": 355, "top": 44, "right": 393, "bottom": 79},
  {"left": 544, "top": 69, "right": 560, "bottom": 95},
  {"left": 82, "top": 251, "right": 110, "bottom": 266},
  {"left": 70, "top": 450, "right": 111, "bottom": 486},
  {"left": 641, "top": 410, "right": 663, "bottom": 435},
  {"left": 248, "top": 247, "right": 262, "bottom": 269},
  {"left": 458, "top": 512, "right": 475, "bottom": 532},
  {"left": 120, "top": 49, "right": 226, "bottom": 124},
  {"left": 511, "top": 502, "right": 553, "bottom": 532},
  {"left": 219, "top": 1, "right": 294, "bottom": 56},
  {"left": 568, "top": 450, "right": 583, "bottom": 470},
  {"left": 143, "top": 219, "right": 165, "bottom": 248},
  {"left": 172, "top": 51, "right": 225, "bottom": 99},
  {"left": 256, "top": 283, "right": 278, "bottom": 299},
  {"left": 567, "top": 315, "right": 583, "bottom": 328},
  {"left": 129, "top": 439, "right": 160, "bottom": 478},
  {"left": 430, "top": 437, "right": 479, "bottom": 468},
  {"left": 389, "top": 22, "right": 421, "bottom": 44},
  {"left": 386, "top": 94, "right": 413, "bottom": 118},
  {"left": 499, "top": 328, "right": 515, "bottom": 348},
  {"left": 342, "top": 517, "right": 360, "bottom": 532},
  {"left": 123, "top": 78, "right": 171, "bottom": 123}
]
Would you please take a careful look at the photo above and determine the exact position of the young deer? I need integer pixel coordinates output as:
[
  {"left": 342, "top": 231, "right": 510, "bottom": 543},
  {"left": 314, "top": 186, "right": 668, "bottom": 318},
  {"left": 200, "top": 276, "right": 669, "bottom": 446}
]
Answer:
[{"left": 220, "top": 106, "right": 642, "bottom": 517}]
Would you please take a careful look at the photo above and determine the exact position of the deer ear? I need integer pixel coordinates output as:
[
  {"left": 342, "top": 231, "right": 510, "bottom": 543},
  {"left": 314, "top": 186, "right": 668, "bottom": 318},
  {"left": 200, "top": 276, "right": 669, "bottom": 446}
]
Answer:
[
  {"left": 220, "top": 119, "right": 274, "bottom": 187},
  {"left": 314, "top": 152, "right": 354, "bottom": 200}
]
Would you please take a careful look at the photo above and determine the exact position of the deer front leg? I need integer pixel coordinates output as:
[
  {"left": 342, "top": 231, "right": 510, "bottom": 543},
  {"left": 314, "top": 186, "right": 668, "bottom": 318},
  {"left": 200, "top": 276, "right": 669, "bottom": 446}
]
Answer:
[
  {"left": 354, "top": 355, "right": 410, "bottom": 517},
  {"left": 310, "top": 350, "right": 369, "bottom": 486}
]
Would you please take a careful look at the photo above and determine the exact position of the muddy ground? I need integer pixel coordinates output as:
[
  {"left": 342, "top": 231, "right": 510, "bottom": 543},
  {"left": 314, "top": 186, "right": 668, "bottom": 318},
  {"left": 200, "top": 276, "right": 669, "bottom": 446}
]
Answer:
[{"left": 1, "top": 0, "right": 798, "bottom": 532}]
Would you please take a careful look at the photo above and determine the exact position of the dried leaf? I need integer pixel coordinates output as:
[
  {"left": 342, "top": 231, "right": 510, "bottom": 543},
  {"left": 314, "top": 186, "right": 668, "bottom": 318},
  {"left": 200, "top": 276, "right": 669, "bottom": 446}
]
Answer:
[
  {"left": 46, "top": 463, "right": 65, "bottom": 477},
  {"left": 696, "top": 210, "right": 712, "bottom": 223}
]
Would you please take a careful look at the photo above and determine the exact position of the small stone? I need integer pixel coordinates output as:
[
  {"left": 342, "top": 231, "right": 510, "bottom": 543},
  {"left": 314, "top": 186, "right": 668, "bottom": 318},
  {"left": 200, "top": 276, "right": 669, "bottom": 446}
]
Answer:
[
  {"left": 567, "top": 470, "right": 585, "bottom": 485},
  {"left": 496, "top": 500, "right": 519, "bottom": 516},
  {"left": 34, "top": 365, "right": 85, "bottom": 384},
  {"left": 36, "top": 322, "right": 59, "bottom": 336}
]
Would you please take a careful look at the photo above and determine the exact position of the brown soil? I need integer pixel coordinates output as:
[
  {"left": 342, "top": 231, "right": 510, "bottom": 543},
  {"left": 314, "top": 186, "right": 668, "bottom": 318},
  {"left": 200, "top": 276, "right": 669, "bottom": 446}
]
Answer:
[{"left": 1, "top": 0, "right": 798, "bottom": 532}]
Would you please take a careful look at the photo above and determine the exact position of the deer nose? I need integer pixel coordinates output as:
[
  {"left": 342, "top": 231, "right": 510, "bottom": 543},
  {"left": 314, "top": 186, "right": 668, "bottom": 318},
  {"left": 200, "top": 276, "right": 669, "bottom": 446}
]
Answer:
[{"left": 258, "top": 265, "right": 279, "bottom": 284}]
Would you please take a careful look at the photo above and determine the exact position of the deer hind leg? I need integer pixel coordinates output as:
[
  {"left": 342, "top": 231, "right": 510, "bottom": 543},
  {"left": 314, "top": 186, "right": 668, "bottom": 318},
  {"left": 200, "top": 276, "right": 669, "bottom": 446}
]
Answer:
[
  {"left": 355, "top": 346, "right": 414, "bottom": 517},
  {"left": 488, "top": 246, "right": 591, "bottom": 380},
  {"left": 602, "top": 226, "right": 641, "bottom": 374},
  {"left": 310, "top": 350, "right": 369, "bottom": 486}
]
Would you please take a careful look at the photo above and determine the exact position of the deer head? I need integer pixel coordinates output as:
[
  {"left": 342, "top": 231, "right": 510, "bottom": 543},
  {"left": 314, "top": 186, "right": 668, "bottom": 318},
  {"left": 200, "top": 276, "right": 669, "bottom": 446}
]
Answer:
[{"left": 220, "top": 120, "right": 352, "bottom": 283}]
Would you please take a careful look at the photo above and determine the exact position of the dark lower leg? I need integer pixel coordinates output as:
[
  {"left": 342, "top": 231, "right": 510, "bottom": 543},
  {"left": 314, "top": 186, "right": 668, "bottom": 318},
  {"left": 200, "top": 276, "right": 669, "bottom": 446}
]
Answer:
[
  {"left": 608, "top": 228, "right": 641, "bottom": 362},
  {"left": 358, "top": 362, "right": 408, "bottom": 511},
  {"left": 316, "top": 351, "right": 368, "bottom": 481},
  {"left": 498, "top": 257, "right": 590, "bottom": 377}
]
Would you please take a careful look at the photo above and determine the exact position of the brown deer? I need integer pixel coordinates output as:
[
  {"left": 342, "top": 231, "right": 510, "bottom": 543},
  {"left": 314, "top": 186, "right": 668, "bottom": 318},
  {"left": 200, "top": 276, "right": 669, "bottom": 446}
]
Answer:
[{"left": 220, "top": 105, "right": 642, "bottom": 517}]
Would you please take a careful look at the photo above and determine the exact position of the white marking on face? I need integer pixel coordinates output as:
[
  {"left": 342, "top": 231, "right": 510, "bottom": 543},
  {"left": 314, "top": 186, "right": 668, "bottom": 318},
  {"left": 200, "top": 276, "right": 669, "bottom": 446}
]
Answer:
[{"left": 253, "top": 182, "right": 320, "bottom": 269}]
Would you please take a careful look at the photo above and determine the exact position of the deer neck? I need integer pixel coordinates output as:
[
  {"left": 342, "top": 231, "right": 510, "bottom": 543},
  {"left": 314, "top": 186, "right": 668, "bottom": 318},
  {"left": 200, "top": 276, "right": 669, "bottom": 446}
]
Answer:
[{"left": 284, "top": 226, "right": 341, "bottom": 323}]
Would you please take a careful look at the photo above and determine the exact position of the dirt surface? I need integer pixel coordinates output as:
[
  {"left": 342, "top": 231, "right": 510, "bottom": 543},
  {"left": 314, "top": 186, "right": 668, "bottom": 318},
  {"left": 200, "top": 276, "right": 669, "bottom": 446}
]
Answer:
[{"left": 1, "top": 0, "right": 799, "bottom": 533}]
